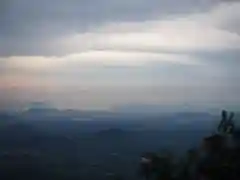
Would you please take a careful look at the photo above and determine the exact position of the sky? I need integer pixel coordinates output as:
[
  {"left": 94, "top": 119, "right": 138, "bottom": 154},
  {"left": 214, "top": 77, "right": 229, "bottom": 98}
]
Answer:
[{"left": 1, "top": 0, "right": 240, "bottom": 111}]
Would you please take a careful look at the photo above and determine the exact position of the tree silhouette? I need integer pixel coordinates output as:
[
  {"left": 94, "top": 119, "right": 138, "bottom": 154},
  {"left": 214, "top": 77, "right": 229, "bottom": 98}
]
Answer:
[
  {"left": 139, "top": 110, "right": 240, "bottom": 180},
  {"left": 218, "top": 110, "right": 235, "bottom": 135},
  {"left": 197, "top": 110, "right": 238, "bottom": 180}
]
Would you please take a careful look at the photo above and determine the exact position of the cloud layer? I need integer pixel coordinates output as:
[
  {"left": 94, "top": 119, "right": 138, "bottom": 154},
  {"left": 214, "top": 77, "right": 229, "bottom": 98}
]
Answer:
[{"left": 1, "top": 0, "right": 240, "bottom": 110}]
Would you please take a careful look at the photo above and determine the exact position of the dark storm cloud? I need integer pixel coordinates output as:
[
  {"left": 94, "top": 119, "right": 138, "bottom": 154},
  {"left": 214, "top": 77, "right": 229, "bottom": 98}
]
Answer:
[
  {"left": 1, "top": 0, "right": 215, "bottom": 35},
  {"left": 1, "top": 0, "right": 220, "bottom": 56}
]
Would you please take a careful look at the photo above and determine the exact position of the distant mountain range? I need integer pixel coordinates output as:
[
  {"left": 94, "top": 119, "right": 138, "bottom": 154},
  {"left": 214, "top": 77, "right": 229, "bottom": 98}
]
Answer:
[
  {"left": 1, "top": 105, "right": 239, "bottom": 180},
  {"left": 112, "top": 103, "right": 224, "bottom": 115}
]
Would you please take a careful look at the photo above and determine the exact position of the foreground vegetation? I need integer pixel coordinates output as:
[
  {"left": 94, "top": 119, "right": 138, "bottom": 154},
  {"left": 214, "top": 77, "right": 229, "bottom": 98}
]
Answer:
[{"left": 139, "top": 110, "right": 240, "bottom": 180}]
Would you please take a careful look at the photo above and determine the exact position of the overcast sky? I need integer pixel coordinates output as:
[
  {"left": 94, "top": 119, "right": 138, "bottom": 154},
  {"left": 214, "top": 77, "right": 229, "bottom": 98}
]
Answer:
[{"left": 1, "top": 0, "right": 240, "bottom": 111}]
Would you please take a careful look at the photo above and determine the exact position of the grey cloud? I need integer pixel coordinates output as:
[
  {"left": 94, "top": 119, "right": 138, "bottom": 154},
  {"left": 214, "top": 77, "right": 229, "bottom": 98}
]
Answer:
[
  {"left": 1, "top": 0, "right": 219, "bottom": 56},
  {"left": 1, "top": 0, "right": 239, "bottom": 110},
  {"left": 213, "top": 2, "right": 240, "bottom": 35},
  {"left": 2, "top": 0, "right": 215, "bottom": 35},
  {"left": 195, "top": 49, "right": 240, "bottom": 69}
]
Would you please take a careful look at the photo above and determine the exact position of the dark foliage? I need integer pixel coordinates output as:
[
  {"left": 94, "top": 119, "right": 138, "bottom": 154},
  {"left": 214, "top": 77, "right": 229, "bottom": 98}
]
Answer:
[{"left": 139, "top": 110, "right": 240, "bottom": 180}]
